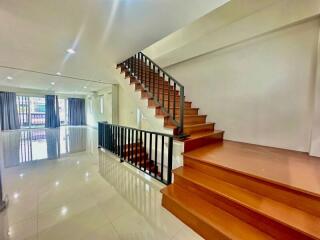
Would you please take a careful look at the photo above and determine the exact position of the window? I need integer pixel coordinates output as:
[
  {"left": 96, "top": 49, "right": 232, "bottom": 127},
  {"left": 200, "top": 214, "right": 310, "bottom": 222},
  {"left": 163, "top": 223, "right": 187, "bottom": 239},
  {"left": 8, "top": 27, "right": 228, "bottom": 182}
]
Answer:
[
  {"left": 99, "top": 96, "right": 104, "bottom": 114},
  {"left": 17, "top": 96, "right": 46, "bottom": 128},
  {"left": 17, "top": 96, "right": 68, "bottom": 128}
]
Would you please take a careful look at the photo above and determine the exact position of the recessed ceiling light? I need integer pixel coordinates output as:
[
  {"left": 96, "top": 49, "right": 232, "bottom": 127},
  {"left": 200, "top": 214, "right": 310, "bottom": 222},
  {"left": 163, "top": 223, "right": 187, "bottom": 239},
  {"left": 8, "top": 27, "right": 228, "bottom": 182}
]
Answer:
[
  {"left": 67, "top": 48, "right": 76, "bottom": 54},
  {"left": 56, "top": 72, "right": 61, "bottom": 76},
  {"left": 51, "top": 82, "right": 55, "bottom": 85},
  {"left": 7, "top": 76, "right": 13, "bottom": 80}
]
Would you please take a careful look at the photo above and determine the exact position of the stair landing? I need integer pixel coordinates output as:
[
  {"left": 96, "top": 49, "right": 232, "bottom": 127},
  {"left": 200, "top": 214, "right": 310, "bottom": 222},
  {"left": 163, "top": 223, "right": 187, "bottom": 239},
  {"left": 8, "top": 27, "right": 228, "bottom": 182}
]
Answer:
[{"left": 183, "top": 140, "right": 320, "bottom": 197}]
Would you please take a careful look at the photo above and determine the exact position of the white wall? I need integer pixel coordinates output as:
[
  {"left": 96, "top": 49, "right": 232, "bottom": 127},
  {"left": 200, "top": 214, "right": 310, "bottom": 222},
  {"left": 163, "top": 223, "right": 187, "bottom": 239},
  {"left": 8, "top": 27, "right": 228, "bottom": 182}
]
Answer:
[
  {"left": 118, "top": 85, "right": 138, "bottom": 128},
  {"left": 310, "top": 29, "right": 320, "bottom": 157},
  {"left": 165, "top": 19, "right": 320, "bottom": 153},
  {"left": 86, "top": 86, "right": 114, "bottom": 128}
]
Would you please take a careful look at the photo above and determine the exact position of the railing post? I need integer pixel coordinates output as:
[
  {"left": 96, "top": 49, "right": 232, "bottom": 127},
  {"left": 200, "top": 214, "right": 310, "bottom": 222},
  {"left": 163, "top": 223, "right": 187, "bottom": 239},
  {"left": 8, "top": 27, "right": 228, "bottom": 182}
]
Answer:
[{"left": 167, "top": 137, "right": 173, "bottom": 184}]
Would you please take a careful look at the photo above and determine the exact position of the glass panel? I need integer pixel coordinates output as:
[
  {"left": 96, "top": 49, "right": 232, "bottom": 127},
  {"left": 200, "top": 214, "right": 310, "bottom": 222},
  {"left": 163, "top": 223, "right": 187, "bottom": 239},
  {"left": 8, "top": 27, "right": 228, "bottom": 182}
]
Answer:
[
  {"left": 58, "top": 98, "right": 67, "bottom": 125},
  {"left": 30, "top": 97, "right": 45, "bottom": 127}
]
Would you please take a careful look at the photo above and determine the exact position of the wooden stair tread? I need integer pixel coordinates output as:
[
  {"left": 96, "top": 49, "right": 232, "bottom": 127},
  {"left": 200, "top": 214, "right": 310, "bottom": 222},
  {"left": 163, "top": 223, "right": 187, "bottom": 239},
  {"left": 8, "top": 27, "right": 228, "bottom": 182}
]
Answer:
[
  {"left": 174, "top": 166, "right": 320, "bottom": 238},
  {"left": 161, "top": 184, "right": 273, "bottom": 240},
  {"left": 164, "top": 122, "right": 214, "bottom": 128},
  {"left": 184, "top": 122, "right": 214, "bottom": 127},
  {"left": 187, "top": 130, "right": 224, "bottom": 140},
  {"left": 169, "top": 114, "right": 207, "bottom": 119},
  {"left": 183, "top": 141, "right": 320, "bottom": 197}
]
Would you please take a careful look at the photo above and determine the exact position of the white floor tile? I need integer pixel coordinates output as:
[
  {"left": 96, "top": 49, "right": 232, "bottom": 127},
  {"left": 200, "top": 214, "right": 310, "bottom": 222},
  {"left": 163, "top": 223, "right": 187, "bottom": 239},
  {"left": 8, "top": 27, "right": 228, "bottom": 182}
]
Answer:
[{"left": 0, "top": 127, "right": 201, "bottom": 240}]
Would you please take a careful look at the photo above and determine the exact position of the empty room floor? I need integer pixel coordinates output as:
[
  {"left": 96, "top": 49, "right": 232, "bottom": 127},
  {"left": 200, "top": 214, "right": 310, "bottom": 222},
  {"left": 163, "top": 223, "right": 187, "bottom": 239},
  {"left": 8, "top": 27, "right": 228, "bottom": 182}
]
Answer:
[{"left": 0, "top": 126, "right": 201, "bottom": 240}]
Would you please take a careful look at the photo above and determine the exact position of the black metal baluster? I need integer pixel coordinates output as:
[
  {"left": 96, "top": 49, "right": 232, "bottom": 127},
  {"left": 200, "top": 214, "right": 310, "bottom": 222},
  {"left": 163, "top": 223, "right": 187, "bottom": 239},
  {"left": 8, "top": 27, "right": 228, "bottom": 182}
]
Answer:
[
  {"left": 120, "top": 127, "right": 124, "bottom": 160},
  {"left": 117, "top": 126, "right": 120, "bottom": 155},
  {"left": 139, "top": 130, "right": 142, "bottom": 170},
  {"left": 147, "top": 59, "right": 150, "bottom": 90},
  {"left": 167, "top": 137, "right": 173, "bottom": 184},
  {"left": 139, "top": 53, "right": 142, "bottom": 82},
  {"left": 135, "top": 129, "right": 138, "bottom": 166},
  {"left": 124, "top": 128, "right": 127, "bottom": 161},
  {"left": 173, "top": 83, "right": 176, "bottom": 120},
  {"left": 141, "top": 55, "right": 144, "bottom": 85},
  {"left": 153, "top": 65, "right": 155, "bottom": 98},
  {"left": 144, "top": 131, "right": 147, "bottom": 171},
  {"left": 128, "top": 128, "right": 131, "bottom": 162},
  {"left": 154, "top": 134, "right": 158, "bottom": 178},
  {"left": 168, "top": 78, "right": 171, "bottom": 116},
  {"left": 157, "top": 70, "right": 161, "bottom": 102},
  {"left": 112, "top": 125, "right": 114, "bottom": 152},
  {"left": 131, "top": 129, "right": 134, "bottom": 164},
  {"left": 133, "top": 55, "right": 135, "bottom": 77},
  {"left": 149, "top": 133, "right": 152, "bottom": 174},
  {"left": 160, "top": 135, "right": 164, "bottom": 181},
  {"left": 162, "top": 73, "right": 165, "bottom": 108},
  {"left": 179, "top": 87, "right": 185, "bottom": 136}
]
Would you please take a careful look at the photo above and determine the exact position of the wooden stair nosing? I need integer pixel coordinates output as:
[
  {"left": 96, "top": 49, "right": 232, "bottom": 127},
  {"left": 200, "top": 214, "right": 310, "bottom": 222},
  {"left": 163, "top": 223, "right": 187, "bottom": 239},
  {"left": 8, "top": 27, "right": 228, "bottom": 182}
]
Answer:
[
  {"left": 173, "top": 167, "right": 320, "bottom": 239},
  {"left": 161, "top": 184, "right": 273, "bottom": 240},
  {"left": 184, "top": 130, "right": 224, "bottom": 152},
  {"left": 183, "top": 156, "right": 320, "bottom": 217}
]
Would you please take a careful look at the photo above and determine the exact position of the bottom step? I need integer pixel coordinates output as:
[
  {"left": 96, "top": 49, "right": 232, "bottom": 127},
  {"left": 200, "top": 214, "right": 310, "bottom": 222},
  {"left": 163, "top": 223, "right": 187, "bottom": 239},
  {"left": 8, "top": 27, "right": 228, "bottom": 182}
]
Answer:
[{"left": 161, "top": 185, "right": 272, "bottom": 240}]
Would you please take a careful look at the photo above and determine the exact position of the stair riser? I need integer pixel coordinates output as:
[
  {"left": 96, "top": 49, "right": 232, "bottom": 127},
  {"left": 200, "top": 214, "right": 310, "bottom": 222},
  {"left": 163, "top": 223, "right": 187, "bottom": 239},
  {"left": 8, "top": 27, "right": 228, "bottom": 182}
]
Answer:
[
  {"left": 174, "top": 174, "right": 311, "bottom": 240},
  {"left": 143, "top": 84, "right": 174, "bottom": 91},
  {"left": 184, "top": 157, "right": 320, "bottom": 216},
  {"left": 136, "top": 84, "right": 179, "bottom": 95},
  {"left": 156, "top": 108, "right": 199, "bottom": 116},
  {"left": 141, "top": 92, "right": 181, "bottom": 102},
  {"left": 148, "top": 99, "right": 192, "bottom": 108},
  {"left": 165, "top": 116, "right": 207, "bottom": 125},
  {"left": 136, "top": 77, "right": 170, "bottom": 86},
  {"left": 156, "top": 95, "right": 181, "bottom": 101},
  {"left": 184, "top": 132, "right": 224, "bottom": 152},
  {"left": 183, "top": 124, "right": 214, "bottom": 135},
  {"left": 162, "top": 194, "right": 231, "bottom": 240},
  {"left": 140, "top": 84, "right": 175, "bottom": 93}
]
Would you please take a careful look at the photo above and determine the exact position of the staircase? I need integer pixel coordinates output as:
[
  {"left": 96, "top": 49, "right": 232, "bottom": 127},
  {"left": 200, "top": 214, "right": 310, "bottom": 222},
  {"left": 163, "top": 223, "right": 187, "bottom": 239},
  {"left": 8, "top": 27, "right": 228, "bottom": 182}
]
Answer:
[
  {"left": 123, "top": 142, "right": 159, "bottom": 175},
  {"left": 117, "top": 52, "right": 320, "bottom": 240}
]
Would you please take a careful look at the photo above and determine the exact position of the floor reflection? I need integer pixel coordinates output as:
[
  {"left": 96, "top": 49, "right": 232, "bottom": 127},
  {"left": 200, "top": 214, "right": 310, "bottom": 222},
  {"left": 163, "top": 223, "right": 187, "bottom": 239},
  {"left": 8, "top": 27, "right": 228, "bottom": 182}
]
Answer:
[
  {"left": 98, "top": 151, "right": 172, "bottom": 232},
  {"left": 0, "top": 127, "right": 201, "bottom": 240},
  {"left": 0, "top": 126, "right": 87, "bottom": 168}
]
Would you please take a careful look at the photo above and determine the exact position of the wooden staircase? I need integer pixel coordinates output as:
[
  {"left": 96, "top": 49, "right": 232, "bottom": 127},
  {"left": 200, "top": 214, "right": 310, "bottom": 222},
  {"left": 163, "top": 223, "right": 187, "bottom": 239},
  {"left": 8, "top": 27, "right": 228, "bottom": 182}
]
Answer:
[
  {"left": 117, "top": 53, "right": 320, "bottom": 239},
  {"left": 123, "top": 143, "right": 159, "bottom": 176},
  {"left": 119, "top": 56, "right": 223, "bottom": 142}
]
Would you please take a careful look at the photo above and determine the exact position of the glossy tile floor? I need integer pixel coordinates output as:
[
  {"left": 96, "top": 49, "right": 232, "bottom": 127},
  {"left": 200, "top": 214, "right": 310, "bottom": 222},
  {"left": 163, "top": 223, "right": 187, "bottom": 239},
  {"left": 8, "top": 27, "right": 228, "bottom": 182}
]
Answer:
[{"left": 0, "top": 126, "right": 202, "bottom": 240}]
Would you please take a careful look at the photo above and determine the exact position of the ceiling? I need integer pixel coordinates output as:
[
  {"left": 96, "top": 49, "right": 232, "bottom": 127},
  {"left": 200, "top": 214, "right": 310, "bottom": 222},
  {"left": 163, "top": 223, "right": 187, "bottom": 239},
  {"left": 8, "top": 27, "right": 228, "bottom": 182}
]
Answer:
[{"left": 0, "top": 0, "right": 228, "bottom": 94}]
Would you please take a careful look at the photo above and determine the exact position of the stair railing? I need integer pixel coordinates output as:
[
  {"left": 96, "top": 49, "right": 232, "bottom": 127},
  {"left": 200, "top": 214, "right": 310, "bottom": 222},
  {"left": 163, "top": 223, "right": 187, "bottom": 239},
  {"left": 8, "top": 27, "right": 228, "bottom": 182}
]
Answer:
[
  {"left": 98, "top": 122, "right": 173, "bottom": 185},
  {"left": 121, "top": 52, "right": 186, "bottom": 138}
]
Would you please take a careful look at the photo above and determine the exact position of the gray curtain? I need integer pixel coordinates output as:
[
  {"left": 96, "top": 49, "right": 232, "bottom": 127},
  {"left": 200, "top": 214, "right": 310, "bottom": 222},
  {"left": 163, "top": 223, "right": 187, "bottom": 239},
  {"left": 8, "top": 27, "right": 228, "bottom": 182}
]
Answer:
[
  {"left": 68, "top": 98, "right": 86, "bottom": 125},
  {"left": 45, "top": 95, "right": 60, "bottom": 128},
  {"left": 0, "top": 92, "right": 20, "bottom": 131}
]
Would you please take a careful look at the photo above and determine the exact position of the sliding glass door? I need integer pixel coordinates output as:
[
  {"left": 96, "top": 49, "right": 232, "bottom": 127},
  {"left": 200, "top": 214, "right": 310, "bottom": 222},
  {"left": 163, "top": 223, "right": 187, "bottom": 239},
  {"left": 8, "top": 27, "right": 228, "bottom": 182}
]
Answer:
[
  {"left": 17, "top": 96, "right": 45, "bottom": 128},
  {"left": 17, "top": 96, "right": 68, "bottom": 128}
]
